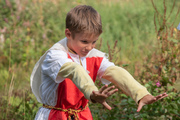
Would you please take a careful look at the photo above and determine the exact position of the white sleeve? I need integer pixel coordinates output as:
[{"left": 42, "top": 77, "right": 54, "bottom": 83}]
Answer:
[
  {"left": 41, "top": 50, "right": 73, "bottom": 83},
  {"left": 97, "top": 57, "right": 115, "bottom": 84}
]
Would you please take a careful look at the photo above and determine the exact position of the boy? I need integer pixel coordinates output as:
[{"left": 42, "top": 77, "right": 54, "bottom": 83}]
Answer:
[{"left": 30, "top": 5, "right": 168, "bottom": 120}]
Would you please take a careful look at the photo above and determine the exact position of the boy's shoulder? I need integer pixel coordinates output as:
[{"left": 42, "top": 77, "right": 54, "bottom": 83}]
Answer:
[
  {"left": 49, "top": 38, "right": 68, "bottom": 52},
  {"left": 47, "top": 38, "right": 108, "bottom": 58},
  {"left": 42, "top": 38, "right": 68, "bottom": 58},
  {"left": 87, "top": 48, "right": 107, "bottom": 58}
]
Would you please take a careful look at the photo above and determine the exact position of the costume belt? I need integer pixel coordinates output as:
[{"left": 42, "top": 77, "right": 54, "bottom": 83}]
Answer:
[{"left": 43, "top": 104, "right": 88, "bottom": 120}]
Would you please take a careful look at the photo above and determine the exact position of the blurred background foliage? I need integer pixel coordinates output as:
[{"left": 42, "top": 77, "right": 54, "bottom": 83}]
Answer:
[{"left": 0, "top": 0, "right": 179, "bottom": 119}]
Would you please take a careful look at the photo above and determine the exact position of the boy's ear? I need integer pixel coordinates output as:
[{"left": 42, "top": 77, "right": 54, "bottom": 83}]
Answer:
[{"left": 65, "top": 29, "right": 72, "bottom": 39}]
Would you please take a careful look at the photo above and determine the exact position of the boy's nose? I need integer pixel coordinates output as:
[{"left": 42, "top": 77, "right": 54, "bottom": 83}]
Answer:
[{"left": 86, "top": 44, "right": 93, "bottom": 51}]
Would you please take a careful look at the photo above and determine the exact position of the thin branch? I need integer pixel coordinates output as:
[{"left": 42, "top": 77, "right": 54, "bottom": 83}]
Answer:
[
  {"left": 154, "top": 12, "right": 158, "bottom": 35},
  {"left": 167, "top": 0, "right": 176, "bottom": 21},
  {"left": 163, "top": 0, "right": 167, "bottom": 26},
  {"left": 150, "top": 0, "right": 162, "bottom": 18},
  {"left": 170, "top": 7, "right": 180, "bottom": 28}
]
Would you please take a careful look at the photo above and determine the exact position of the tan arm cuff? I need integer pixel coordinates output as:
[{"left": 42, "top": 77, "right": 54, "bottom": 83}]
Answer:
[
  {"left": 102, "top": 66, "right": 150, "bottom": 104},
  {"left": 58, "top": 62, "right": 98, "bottom": 101}
]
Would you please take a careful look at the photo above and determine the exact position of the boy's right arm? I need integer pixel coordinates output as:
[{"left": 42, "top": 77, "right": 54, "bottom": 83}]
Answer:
[
  {"left": 42, "top": 50, "right": 98, "bottom": 101},
  {"left": 58, "top": 62, "right": 118, "bottom": 108},
  {"left": 58, "top": 62, "right": 98, "bottom": 101}
]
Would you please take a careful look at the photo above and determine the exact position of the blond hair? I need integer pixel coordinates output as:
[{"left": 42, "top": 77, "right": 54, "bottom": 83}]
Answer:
[{"left": 66, "top": 5, "right": 102, "bottom": 38}]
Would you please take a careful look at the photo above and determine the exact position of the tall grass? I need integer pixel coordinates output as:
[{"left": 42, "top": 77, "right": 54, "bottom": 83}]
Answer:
[{"left": 0, "top": 0, "right": 179, "bottom": 119}]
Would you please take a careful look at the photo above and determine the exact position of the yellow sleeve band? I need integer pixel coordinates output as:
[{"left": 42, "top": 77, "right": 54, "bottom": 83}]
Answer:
[
  {"left": 102, "top": 66, "right": 151, "bottom": 104},
  {"left": 58, "top": 62, "right": 98, "bottom": 101}
]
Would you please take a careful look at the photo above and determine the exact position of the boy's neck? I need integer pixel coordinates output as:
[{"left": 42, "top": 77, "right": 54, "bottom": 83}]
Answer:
[
  {"left": 68, "top": 47, "right": 77, "bottom": 54},
  {"left": 67, "top": 38, "right": 77, "bottom": 54}
]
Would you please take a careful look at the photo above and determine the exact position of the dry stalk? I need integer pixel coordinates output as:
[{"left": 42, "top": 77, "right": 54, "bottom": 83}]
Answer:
[
  {"left": 150, "top": 0, "right": 162, "bottom": 18},
  {"left": 167, "top": 0, "right": 176, "bottom": 20}
]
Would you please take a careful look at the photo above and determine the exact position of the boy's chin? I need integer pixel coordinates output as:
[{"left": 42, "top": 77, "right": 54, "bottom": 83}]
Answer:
[
  {"left": 79, "top": 55, "right": 87, "bottom": 57},
  {"left": 79, "top": 53, "right": 88, "bottom": 57}
]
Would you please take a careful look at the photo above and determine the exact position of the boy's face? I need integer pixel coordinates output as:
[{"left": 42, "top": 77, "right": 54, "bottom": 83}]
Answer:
[{"left": 66, "top": 29, "right": 99, "bottom": 57}]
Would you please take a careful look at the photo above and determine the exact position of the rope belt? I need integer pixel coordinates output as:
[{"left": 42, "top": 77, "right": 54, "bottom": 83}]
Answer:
[{"left": 43, "top": 104, "right": 88, "bottom": 120}]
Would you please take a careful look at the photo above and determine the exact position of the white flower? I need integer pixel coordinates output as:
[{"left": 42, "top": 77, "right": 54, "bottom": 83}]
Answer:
[
  {"left": 0, "top": 34, "right": 5, "bottom": 49},
  {"left": 177, "top": 23, "right": 180, "bottom": 30}
]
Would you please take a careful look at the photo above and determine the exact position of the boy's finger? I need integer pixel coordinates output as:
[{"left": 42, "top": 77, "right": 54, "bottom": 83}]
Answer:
[
  {"left": 137, "top": 102, "right": 145, "bottom": 112},
  {"left": 155, "top": 93, "right": 168, "bottom": 101},
  {"left": 102, "top": 85, "right": 115, "bottom": 94},
  {"left": 92, "top": 91, "right": 98, "bottom": 96},
  {"left": 106, "top": 89, "right": 118, "bottom": 96},
  {"left": 102, "top": 102, "right": 112, "bottom": 110},
  {"left": 155, "top": 94, "right": 162, "bottom": 99},
  {"left": 99, "top": 84, "right": 108, "bottom": 93},
  {"left": 155, "top": 94, "right": 168, "bottom": 101}
]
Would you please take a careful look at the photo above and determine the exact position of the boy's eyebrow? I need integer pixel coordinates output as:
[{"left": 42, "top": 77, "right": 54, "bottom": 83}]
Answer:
[{"left": 80, "top": 38, "right": 99, "bottom": 41}]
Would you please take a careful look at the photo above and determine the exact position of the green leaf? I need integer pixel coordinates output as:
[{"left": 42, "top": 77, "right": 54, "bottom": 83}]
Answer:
[
  {"left": 122, "top": 64, "right": 129, "bottom": 67},
  {"left": 173, "top": 79, "right": 180, "bottom": 91},
  {"left": 170, "top": 39, "right": 178, "bottom": 43},
  {"left": 120, "top": 99, "right": 127, "bottom": 105},
  {"left": 170, "top": 102, "right": 178, "bottom": 110},
  {"left": 121, "top": 94, "right": 128, "bottom": 98},
  {"left": 169, "top": 109, "right": 179, "bottom": 114}
]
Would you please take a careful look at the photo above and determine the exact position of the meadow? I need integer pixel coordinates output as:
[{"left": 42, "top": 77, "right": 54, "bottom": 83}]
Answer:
[{"left": 0, "top": 0, "right": 180, "bottom": 119}]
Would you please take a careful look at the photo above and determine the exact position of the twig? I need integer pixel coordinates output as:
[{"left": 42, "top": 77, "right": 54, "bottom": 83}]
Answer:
[
  {"left": 170, "top": 7, "right": 180, "bottom": 28},
  {"left": 150, "top": 0, "right": 162, "bottom": 18},
  {"left": 167, "top": 0, "right": 176, "bottom": 20},
  {"left": 163, "top": 0, "right": 167, "bottom": 27},
  {"left": 154, "top": 12, "right": 158, "bottom": 35}
]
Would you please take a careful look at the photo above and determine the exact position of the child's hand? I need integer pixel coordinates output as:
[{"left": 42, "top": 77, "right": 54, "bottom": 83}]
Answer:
[
  {"left": 90, "top": 85, "right": 118, "bottom": 110},
  {"left": 137, "top": 93, "right": 168, "bottom": 112}
]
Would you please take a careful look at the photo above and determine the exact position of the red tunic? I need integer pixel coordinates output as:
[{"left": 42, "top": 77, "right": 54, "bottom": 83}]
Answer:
[{"left": 48, "top": 54, "right": 103, "bottom": 120}]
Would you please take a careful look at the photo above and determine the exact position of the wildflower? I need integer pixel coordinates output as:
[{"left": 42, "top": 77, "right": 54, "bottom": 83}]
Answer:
[
  {"left": 27, "top": 27, "right": 30, "bottom": 32},
  {"left": 0, "top": 34, "right": 5, "bottom": 49},
  {"left": 156, "top": 81, "right": 161, "bottom": 87},
  {"left": 174, "top": 28, "right": 177, "bottom": 32},
  {"left": 4, "top": 18, "right": 8, "bottom": 23},
  {"left": 177, "top": 23, "right": 180, "bottom": 30}
]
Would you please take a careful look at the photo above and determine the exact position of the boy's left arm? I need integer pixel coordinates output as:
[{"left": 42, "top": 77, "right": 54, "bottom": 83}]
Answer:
[
  {"left": 102, "top": 66, "right": 168, "bottom": 112},
  {"left": 137, "top": 93, "right": 168, "bottom": 112}
]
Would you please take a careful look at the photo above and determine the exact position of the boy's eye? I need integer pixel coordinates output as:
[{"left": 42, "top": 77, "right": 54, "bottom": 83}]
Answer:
[
  {"left": 92, "top": 41, "right": 97, "bottom": 44},
  {"left": 81, "top": 40, "right": 88, "bottom": 43}
]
